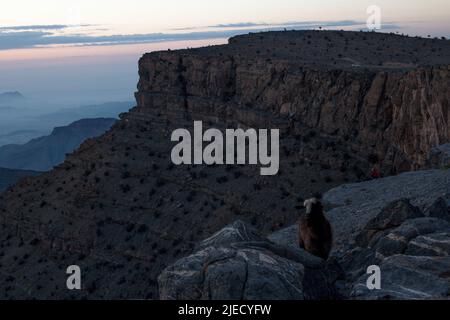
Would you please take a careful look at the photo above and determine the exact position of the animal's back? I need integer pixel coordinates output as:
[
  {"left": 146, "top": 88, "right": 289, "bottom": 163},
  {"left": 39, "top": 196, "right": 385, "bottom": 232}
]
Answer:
[{"left": 299, "top": 215, "right": 333, "bottom": 259}]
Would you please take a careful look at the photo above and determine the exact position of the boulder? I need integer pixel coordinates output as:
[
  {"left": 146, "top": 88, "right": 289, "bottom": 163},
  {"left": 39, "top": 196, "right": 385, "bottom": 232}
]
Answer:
[
  {"left": 267, "top": 224, "right": 298, "bottom": 248},
  {"left": 262, "top": 180, "right": 450, "bottom": 300},
  {"left": 159, "top": 171, "right": 450, "bottom": 300},
  {"left": 371, "top": 218, "right": 450, "bottom": 257},
  {"left": 322, "top": 170, "right": 450, "bottom": 249},
  {"left": 355, "top": 199, "right": 424, "bottom": 247},
  {"left": 406, "top": 233, "right": 450, "bottom": 256},
  {"left": 158, "top": 221, "right": 339, "bottom": 300},
  {"left": 347, "top": 209, "right": 450, "bottom": 300},
  {"left": 364, "top": 199, "right": 424, "bottom": 230},
  {"left": 426, "top": 143, "right": 450, "bottom": 169},
  {"left": 425, "top": 197, "right": 450, "bottom": 222},
  {"left": 196, "top": 220, "right": 266, "bottom": 251},
  {"left": 350, "top": 255, "right": 450, "bottom": 300}
]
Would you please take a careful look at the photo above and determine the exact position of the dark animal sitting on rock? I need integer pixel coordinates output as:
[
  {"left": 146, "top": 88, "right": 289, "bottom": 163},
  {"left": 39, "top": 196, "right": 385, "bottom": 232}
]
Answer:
[{"left": 298, "top": 198, "right": 333, "bottom": 259}]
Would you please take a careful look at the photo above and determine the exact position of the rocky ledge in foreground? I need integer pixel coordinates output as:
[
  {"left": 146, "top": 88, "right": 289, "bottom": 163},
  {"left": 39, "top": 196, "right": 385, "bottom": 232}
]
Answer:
[
  {"left": 159, "top": 169, "right": 450, "bottom": 300},
  {"left": 158, "top": 220, "right": 342, "bottom": 300}
]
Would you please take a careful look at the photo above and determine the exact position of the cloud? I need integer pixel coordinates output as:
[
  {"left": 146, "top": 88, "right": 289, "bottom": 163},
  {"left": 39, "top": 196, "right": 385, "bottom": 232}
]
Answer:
[
  {"left": 0, "top": 20, "right": 399, "bottom": 51},
  {"left": 0, "top": 25, "right": 69, "bottom": 31},
  {"left": 175, "top": 20, "right": 367, "bottom": 31},
  {"left": 0, "top": 24, "right": 93, "bottom": 32},
  {"left": 208, "top": 22, "right": 268, "bottom": 28}
]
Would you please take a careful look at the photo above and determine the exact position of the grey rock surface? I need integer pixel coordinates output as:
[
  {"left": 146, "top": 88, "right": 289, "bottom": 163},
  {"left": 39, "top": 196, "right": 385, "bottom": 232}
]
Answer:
[
  {"left": 239, "top": 170, "right": 450, "bottom": 300},
  {"left": 350, "top": 255, "right": 450, "bottom": 299},
  {"left": 344, "top": 206, "right": 450, "bottom": 299},
  {"left": 426, "top": 197, "right": 450, "bottom": 222},
  {"left": 158, "top": 221, "right": 338, "bottom": 300},
  {"left": 266, "top": 170, "right": 450, "bottom": 251},
  {"left": 426, "top": 144, "right": 450, "bottom": 169},
  {"left": 323, "top": 169, "right": 450, "bottom": 248},
  {"left": 196, "top": 220, "right": 266, "bottom": 251},
  {"left": 268, "top": 224, "right": 298, "bottom": 248}
]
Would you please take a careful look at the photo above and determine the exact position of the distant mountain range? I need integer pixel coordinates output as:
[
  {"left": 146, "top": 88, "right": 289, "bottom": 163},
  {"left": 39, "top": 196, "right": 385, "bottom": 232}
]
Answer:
[
  {"left": 38, "top": 101, "right": 133, "bottom": 122},
  {"left": 0, "top": 91, "right": 25, "bottom": 105},
  {"left": 0, "top": 118, "right": 117, "bottom": 171},
  {"left": 0, "top": 101, "right": 133, "bottom": 146},
  {"left": 0, "top": 167, "right": 40, "bottom": 192},
  {"left": 0, "top": 91, "right": 25, "bottom": 106}
]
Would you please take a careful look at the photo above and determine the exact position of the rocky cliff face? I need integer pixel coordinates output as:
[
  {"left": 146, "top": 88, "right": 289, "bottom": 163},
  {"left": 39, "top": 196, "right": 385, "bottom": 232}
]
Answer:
[
  {"left": 137, "top": 31, "right": 450, "bottom": 172},
  {"left": 0, "top": 31, "right": 449, "bottom": 299}
]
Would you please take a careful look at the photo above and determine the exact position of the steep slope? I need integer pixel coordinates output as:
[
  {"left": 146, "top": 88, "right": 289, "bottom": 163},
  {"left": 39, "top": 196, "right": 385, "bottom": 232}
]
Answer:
[
  {"left": 0, "top": 118, "right": 117, "bottom": 171},
  {"left": 0, "top": 31, "right": 449, "bottom": 299}
]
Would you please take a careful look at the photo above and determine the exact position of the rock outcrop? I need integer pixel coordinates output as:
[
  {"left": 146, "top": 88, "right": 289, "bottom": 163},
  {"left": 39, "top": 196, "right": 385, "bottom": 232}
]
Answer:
[
  {"left": 137, "top": 30, "right": 450, "bottom": 172},
  {"left": 346, "top": 206, "right": 450, "bottom": 300},
  {"left": 323, "top": 169, "right": 450, "bottom": 250},
  {"left": 163, "top": 171, "right": 450, "bottom": 300},
  {"left": 158, "top": 221, "right": 340, "bottom": 300},
  {"left": 259, "top": 170, "right": 450, "bottom": 299},
  {"left": 0, "top": 31, "right": 449, "bottom": 299},
  {"left": 427, "top": 144, "right": 450, "bottom": 169}
]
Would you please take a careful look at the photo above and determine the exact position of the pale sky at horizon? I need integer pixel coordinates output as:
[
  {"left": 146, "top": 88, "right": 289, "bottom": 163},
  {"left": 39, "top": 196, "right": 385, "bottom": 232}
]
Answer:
[
  {"left": 0, "top": 0, "right": 449, "bottom": 53},
  {"left": 0, "top": 0, "right": 449, "bottom": 109},
  {"left": 1, "top": 0, "right": 449, "bottom": 33}
]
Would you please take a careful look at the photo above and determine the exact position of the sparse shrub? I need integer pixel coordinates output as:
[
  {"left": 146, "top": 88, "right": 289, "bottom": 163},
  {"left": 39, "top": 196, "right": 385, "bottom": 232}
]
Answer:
[
  {"left": 120, "top": 184, "right": 131, "bottom": 193},
  {"left": 253, "top": 183, "right": 261, "bottom": 191},
  {"left": 216, "top": 176, "right": 228, "bottom": 183},
  {"left": 126, "top": 224, "right": 135, "bottom": 232},
  {"left": 321, "top": 163, "right": 331, "bottom": 170},
  {"left": 155, "top": 178, "right": 165, "bottom": 187}
]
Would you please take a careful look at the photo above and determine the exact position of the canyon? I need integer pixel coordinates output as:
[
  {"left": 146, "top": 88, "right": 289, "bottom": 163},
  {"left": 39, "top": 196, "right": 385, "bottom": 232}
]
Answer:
[
  {"left": 0, "top": 118, "right": 117, "bottom": 171},
  {"left": 0, "top": 30, "right": 449, "bottom": 299}
]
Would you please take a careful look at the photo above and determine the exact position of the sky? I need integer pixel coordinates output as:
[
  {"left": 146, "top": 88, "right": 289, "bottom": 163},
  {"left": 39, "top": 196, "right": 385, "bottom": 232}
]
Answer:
[
  {"left": 0, "top": 0, "right": 449, "bottom": 108},
  {"left": 1, "top": 0, "right": 449, "bottom": 33}
]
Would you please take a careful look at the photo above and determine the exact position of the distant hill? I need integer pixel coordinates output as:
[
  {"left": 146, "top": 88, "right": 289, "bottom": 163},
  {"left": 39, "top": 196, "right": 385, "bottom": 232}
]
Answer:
[
  {"left": 0, "top": 101, "right": 133, "bottom": 146},
  {"left": 0, "top": 91, "right": 25, "bottom": 104},
  {"left": 0, "top": 118, "right": 117, "bottom": 171},
  {"left": 0, "top": 167, "right": 40, "bottom": 192},
  {"left": 0, "top": 129, "right": 45, "bottom": 147},
  {"left": 39, "top": 101, "right": 133, "bottom": 122}
]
